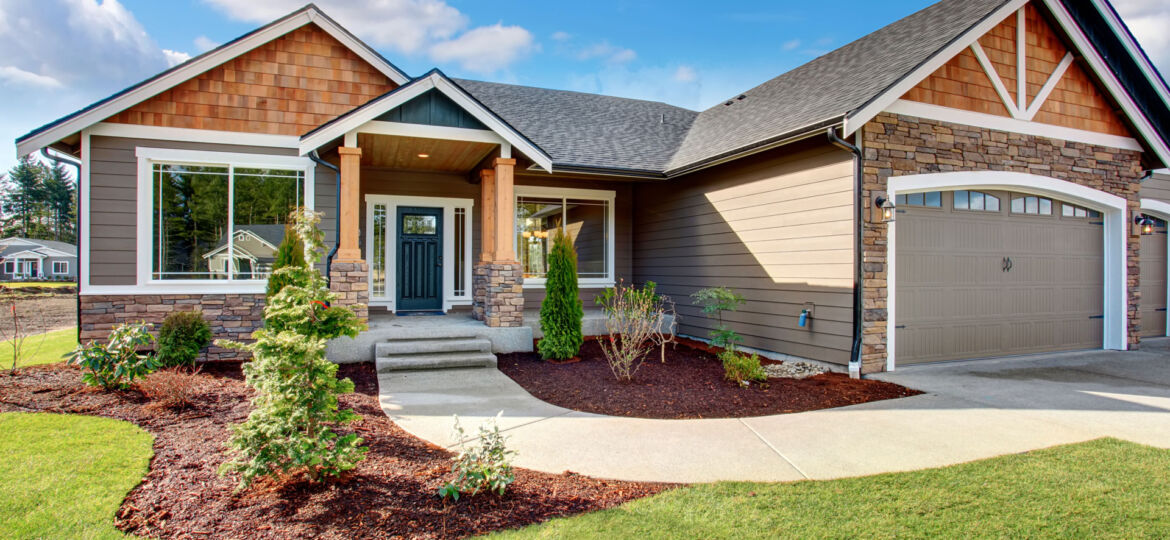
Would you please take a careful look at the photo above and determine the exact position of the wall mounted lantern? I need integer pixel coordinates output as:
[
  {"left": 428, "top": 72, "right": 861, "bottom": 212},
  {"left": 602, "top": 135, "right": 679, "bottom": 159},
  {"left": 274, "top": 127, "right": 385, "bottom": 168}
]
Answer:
[
  {"left": 874, "top": 194, "right": 895, "bottom": 223},
  {"left": 1136, "top": 214, "right": 1156, "bottom": 235}
]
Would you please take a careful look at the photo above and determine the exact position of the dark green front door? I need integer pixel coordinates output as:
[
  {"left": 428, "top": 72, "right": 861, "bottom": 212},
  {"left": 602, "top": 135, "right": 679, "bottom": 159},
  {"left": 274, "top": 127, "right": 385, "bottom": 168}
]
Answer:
[{"left": 397, "top": 206, "right": 443, "bottom": 311}]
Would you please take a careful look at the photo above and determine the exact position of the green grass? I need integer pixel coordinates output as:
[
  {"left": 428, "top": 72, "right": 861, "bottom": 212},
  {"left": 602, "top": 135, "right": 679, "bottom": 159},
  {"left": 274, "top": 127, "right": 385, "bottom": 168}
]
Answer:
[
  {"left": 0, "top": 328, "right": 78, "bottom": 370},
  {"left": 0, "top": 412, "right": 153, "bottom": 539},
  {"left": 496, "top": 438, "right": 1170, "bottom": 539},
  {"left": 0, "top": 281, "right": 75, "bottom": 289}
]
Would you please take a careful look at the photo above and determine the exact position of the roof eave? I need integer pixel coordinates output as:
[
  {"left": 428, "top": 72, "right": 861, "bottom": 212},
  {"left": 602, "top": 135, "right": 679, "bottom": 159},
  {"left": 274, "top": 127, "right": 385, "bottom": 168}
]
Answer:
[{"left": 664, "top": 116, "right": 846, "bottom": 178}]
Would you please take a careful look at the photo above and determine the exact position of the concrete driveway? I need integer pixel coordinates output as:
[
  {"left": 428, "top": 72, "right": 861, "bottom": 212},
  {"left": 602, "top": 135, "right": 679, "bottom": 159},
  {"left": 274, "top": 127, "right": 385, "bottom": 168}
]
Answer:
[{"left": 377, "top": 339, "right": 1170, "bottom": 483}]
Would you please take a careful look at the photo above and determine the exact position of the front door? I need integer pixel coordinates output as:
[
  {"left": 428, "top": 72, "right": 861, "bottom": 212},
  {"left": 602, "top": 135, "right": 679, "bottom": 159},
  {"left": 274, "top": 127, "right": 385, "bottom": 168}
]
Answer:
[{"left": 396, "top": 206, "right": 443, "bottom": 311}]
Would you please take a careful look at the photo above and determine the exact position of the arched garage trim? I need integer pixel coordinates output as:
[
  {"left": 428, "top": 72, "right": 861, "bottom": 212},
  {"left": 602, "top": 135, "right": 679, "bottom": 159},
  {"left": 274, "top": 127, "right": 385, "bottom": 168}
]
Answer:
[
  {"left": 887, "top": 171, "right": 1129, "bottom": 370},
  {"left": 1140, "top": 198, "right": 1170, "bottom": 338}
]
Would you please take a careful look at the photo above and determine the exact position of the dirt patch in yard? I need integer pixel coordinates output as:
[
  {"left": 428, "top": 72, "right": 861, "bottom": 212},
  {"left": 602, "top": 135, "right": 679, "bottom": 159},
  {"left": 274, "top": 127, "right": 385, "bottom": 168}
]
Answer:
[
  {"left": 0, "top": 290, "right": 76, "bottom": 336},
  {"left": 498, "top": 340, "right": 921, "bottom": 419},
  {"left": 0, "top": 363, "right": 668, "bottom": 539}
]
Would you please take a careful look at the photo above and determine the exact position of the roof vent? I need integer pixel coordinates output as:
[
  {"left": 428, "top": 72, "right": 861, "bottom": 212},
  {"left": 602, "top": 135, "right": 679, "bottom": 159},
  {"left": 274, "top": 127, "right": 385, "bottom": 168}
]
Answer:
[{"left": 737, "top": 94, "right": 746, "bottom": 100}]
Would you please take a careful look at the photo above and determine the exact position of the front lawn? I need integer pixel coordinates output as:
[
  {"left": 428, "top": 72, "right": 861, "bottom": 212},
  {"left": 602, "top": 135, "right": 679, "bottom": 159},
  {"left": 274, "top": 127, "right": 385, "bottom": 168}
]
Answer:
[
  {"left": 0, "top": 327, "right": 77, "bottom": 369},
  {"left": 0, "top": 281, "right": 76, "bottom": 289},
  {"left": 498, "top": 438, "right": 1170, "bottom": 539},
  {"left": 0, "top": 412, "right": 153, "bottom": 539}
]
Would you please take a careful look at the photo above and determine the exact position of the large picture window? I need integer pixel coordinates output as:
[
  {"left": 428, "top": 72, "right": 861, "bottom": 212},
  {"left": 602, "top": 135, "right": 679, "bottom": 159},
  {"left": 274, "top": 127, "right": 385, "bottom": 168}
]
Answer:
[
  {"left": 515, "top": 188, "right": 613, "bottom": 285},
  {"left": 148, "top": 156, "right": 306, "bottom": 281}
]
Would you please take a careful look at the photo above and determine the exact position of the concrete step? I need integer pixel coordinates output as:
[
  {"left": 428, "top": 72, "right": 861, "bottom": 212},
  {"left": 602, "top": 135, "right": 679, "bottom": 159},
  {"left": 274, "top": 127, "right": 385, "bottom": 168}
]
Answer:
[
  {"left": 376, "top": 351, "right": 498, "bottom": 372},
  {"left": 376, "top": 337, "right": 492, "bottom": 356}
]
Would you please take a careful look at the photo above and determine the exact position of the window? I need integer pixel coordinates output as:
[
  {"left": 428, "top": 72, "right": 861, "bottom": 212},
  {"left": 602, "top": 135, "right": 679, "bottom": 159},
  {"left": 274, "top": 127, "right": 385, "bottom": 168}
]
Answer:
[
  {"left": 52, "top": 261, "right": 68, "bottom": 275},
  {"left": 1010, "top": 195, "right": 1053, "bottom": 215},
  {"left": 953, "top": 190, "right": 1000, "bottom": 212},
  {"left": 150, "top": 161, "right": 305, "bottom": 281},
  {"left": 895, "top": 191, "right": 942, "bottom": 208},
  {"left": 1061, "top": 204, "right": 1101, "bottom": 218},
  {"left": 402, "top": 214, "right": 438, "bottom": 234},
  {"left": 515, "top": 189, "right": 613, "bottom": 284},
  {"left": 3, "top": 261, "right": 11, "bottom": 274}
]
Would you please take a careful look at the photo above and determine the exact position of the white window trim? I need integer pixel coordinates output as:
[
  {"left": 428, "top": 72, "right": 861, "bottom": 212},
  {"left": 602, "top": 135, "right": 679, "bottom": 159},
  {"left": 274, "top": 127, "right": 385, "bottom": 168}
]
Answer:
[
  {"left": 514, "top": 185, "right": 617, "bottom": 289},
  {"left": 52, "top": 261, "right": 69, "bottom": 275},
  {"left": 135, "top": 147, "right": 315, "bottom": 294},
  {"left": 365, "top": 194, "right": 474, "bottom": 313},
  {"left": 3, "top": 261, "right": 12, "bottom": 274},
  {"left": 1141, "top": 198, "right": 1170, "bottom": 338},
  {"left": 886, "top": 171, "right": 1129, "bottom": 372}
]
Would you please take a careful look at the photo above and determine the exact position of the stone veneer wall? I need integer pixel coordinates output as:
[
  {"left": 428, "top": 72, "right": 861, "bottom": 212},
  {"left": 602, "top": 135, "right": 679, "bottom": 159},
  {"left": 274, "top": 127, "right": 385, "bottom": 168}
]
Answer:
[
  {"left": 329, "top": 261, "right": 369, "bottom": 322},
  {"left": 860, "top": 112, "right": 1144, "bottom": 373},
  {"left": 80, "top": 294, "right": 265, "bottom": 361},
  {"left": 472, "top": 261, "right": 524, "bottom": 327}
]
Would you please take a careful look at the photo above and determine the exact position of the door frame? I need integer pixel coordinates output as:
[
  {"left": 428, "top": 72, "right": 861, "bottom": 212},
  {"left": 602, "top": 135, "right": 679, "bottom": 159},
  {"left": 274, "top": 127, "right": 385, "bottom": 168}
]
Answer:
[
  {"left": 396, "top": 205, "right": 444, "bottom": 312},
  {"left": 364, "top": 194, "right": 474, "bottom": 313},
  {"left": 1141, "top": 198, "right": 1170, "bottom": 337},
  {"left": 887, "top": 171, "right": 1129, "bottom": 371}
]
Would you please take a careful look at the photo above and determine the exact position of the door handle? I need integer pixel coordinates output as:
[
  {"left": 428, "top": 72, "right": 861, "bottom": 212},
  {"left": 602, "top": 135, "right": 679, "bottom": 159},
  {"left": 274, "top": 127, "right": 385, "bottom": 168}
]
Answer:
[
  {"left": 436, "top": 255, "right": 443, "bottom": 267},
  {"left": 1007, "top": 257, "right": 1013, "bottom": 272},
  {"left": 1002, "top": 257, "right": 1008, "bottom": 272}
]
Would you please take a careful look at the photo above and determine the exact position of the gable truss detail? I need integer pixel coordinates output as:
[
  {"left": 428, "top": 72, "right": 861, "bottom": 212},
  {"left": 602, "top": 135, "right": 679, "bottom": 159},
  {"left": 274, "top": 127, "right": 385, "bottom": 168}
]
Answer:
[{"left": 967, "top": 8, "right": 1075, "bottom": 122}]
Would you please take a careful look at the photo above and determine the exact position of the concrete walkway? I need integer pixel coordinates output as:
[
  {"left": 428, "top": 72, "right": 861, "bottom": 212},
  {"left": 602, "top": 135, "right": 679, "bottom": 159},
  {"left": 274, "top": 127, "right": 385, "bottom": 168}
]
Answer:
[{"left": 377, "top": 339, "right": 1170, "bottom": 483}]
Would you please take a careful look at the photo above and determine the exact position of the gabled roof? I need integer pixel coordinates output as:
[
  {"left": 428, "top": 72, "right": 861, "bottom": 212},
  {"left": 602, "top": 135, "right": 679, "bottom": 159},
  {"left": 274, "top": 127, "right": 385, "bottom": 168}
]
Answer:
[
  {"left": 0, "top": 238, "right": 77, "bottom": 257},
  {"left": 15, "top": 4, "right": 410, "bottom": 158}
]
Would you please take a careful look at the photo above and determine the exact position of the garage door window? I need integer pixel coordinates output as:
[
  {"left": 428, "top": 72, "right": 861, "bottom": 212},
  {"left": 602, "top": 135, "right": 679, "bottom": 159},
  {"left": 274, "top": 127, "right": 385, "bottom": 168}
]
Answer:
[
  {"left": 1010, "top": 195, "right": 1052, "bottom": 215},
  {"left": 953, "top": 190, "right": 1000, "bottom": 212},
  {"left": 895, "top": 191, "right": 942, "bottom": 208},
  {"left": 1061, "top": 204, "right": 1101, "bottom": 218}
]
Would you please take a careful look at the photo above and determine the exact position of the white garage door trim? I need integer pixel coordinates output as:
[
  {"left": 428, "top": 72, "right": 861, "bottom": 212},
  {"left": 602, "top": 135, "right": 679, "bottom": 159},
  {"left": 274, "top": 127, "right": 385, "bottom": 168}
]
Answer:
[
  {"left": 1141, "top": 198, "right": 1170, "bottom": 337},
  {"left": 887, "top": 171, "right": 1129, "bottom": 371}
]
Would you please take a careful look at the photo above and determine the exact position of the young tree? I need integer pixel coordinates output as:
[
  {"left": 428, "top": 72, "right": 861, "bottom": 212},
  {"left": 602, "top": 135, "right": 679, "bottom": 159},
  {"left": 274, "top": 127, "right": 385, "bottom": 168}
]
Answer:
[
  {"left": 538, "top": 229, "right": 583, "bottom": 361},
  {"left": 1, "top": 156, "right": 45, "bottom": 238},
  {"left": 265, "top": 224, "right": 306, "bottom": 298}
]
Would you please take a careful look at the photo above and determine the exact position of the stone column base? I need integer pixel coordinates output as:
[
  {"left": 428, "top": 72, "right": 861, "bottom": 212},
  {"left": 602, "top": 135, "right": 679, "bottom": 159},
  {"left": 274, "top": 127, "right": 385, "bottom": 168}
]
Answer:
[
  {"left": 473, "top": 261, "right": 524, "bottom": 327},
  {"left": 329, "top": 260, "right": 369, "bottom": 323}
]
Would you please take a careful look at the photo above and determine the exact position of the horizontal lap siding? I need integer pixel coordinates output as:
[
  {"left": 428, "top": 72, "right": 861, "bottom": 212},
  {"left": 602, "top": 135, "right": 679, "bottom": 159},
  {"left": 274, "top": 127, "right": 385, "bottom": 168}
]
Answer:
[
  {"left": 1143, "top": 175, "right": 1170, "bottom": 204},
  {"left": 633, "top": 140, "right": 855, "bottom": 364},
  {"left": 87, "top": 136, "right": 329, "bottom": 285}
]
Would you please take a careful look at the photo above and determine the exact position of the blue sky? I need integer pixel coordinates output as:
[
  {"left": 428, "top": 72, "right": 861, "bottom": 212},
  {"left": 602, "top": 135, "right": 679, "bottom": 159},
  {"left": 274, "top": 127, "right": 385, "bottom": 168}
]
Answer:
[{"left": 0, "top": 0, "right": 1167, "bottom": 175}]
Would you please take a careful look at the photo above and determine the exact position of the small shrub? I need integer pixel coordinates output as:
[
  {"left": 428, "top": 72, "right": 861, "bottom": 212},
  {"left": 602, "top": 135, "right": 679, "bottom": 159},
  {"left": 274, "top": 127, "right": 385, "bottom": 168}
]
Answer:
[
  {"left": 68, "top": 322, "right": 157, "bottom": 389},
  {"left": 538, "top": 228, "right": 584, "bottom": 361},
  {"left": 138, "top": 368, "right": 205, "bottom": 410},
  {"left": 438, "top": 413, "right": 516, "bottom": 500},
  {"left": 266, "top": 224, "right": 305, "bottom": 298},
  {"left": 720, "top": 350, "right": 766, "bottom": 386},
  {"left": 156, "top": 311, "right": 212, "bottom": 367},
  {"left": 596, "top": 280, "right": 675, "bottom": 381},
  {"left": 691, "top": 287, "right": 746, "bottom": 352}
]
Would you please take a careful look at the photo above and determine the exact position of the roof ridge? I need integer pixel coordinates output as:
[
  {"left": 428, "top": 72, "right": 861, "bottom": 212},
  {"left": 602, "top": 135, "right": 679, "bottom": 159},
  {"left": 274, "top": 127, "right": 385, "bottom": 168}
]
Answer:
[{"left": 452, "top": 78, "right": 699, "bottom": 113}]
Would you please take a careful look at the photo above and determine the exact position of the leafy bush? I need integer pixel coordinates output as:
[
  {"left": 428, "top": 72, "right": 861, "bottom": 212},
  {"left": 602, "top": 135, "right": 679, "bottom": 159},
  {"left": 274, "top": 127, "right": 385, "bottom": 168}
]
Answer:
[
  {"left": 720, "top": 350, "right": 766, "bottom": 386},
  {"left": 438, "top": 413, "right": 516, "bottom": 500},
  {"left": 156, "top": 311, "right": 212, "bottom": 367},
  {"left": 218, "top": 209, "right": 368, "bottom": 489},
  {"left": 596, "top": 280, "right": 675, "bottom": 381},
  {"left": 266, "top": 224, "right": 305, "bottom": 298},
  {"left": 691, "top": 287, "right": 746, "bottom": 352},
  {"left": 138, "top": 368, "right": 205, "bottom": 410},
  {"left": 68, "top": 322, "right": 157, "bottom": 389},
  {"left": 538, "top": 228, "right": 583, "bottom": 361}
]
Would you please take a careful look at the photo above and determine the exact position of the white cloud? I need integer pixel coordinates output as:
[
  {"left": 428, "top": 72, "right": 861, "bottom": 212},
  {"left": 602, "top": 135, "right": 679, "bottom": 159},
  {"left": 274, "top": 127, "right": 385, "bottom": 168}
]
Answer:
[
  {"left": 577, "top": 41, "right": 637, "bottom": 64},
  {"left": 673, "top": 65, "right": 697, "bottom": 83},
  {"left": 429, "top": 24, "right": 536, "bottom": 75},
  {"left": 551, "top": 31, "right": 571, "bottom": 42},
  {"left": 0, "top": 66, "right": 63, "bottom": 88},
  {"left": 193, "top": 35, "right": 220, "bottom": 52},
  {"left": 781, "top": 39, "right": 801, "bottom": 51},
  {"left": 1112, "top": 0, "right": 1170, "bottom": 74},
  {"left": 162, "top": 49, "right": 192, "bottom": 66}
]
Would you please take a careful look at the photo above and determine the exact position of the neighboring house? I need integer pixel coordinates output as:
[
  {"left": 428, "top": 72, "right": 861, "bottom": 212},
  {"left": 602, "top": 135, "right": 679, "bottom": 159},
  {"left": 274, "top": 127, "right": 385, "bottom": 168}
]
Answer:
[
  {"left": 15, "top": 0, "right": 1170, "bottom": 371},
  {"left": 0, "top": 238, "right": 78, "bottom": 281}
]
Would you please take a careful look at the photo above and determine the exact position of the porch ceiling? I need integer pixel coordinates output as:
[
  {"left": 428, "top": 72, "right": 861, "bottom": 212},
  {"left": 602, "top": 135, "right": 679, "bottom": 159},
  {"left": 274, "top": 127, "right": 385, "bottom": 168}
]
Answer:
[{"left": 357, "top": 133, "right": 497, "bottom": 173}]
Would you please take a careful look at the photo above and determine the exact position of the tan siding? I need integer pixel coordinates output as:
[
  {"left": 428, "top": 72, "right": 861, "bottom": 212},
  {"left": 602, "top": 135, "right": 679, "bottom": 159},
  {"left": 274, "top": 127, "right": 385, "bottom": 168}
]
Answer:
[
  {"left": 633, "top": 139, "right": 855, "bottom": 365},
  {"left": 1143, "top": 174, "right": 1170, "bottom": 203}
]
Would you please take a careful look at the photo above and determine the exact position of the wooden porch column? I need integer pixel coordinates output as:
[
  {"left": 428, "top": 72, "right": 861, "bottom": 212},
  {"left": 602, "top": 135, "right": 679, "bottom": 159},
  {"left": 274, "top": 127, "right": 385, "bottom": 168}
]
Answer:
[
  {"left": 336, "top": 146, "right": 362, "bottom": 261},
  {"left": 492, "top": 157, "right": 517, "bottom": 261},
  {"left": 479, "top": 168, "right": 496, "bottom": 261},
  {"left": 472, "top": 156, "right": 523, "bottom": 327}
]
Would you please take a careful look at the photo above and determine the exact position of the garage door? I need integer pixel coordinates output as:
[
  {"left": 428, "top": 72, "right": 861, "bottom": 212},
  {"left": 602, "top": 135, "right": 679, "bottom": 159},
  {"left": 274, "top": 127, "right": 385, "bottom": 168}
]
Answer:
[
  {"left": 896, "top": 189, "right": 1104, "bottom": 364},
  {"left": 1140, "top": 216, "right": 1167, "bottom": 338}
]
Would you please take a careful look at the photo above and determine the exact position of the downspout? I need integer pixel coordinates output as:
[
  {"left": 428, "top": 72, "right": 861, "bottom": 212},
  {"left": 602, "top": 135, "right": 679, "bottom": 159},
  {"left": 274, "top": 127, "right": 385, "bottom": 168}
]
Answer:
[
  {"left": 826, "top": 128, "right": 864, "bottom": 379},
  {"left": 309, "top": 151, "right": 340, "bottom": 286},
  {"left": 40, "top": 148, "right": 82, "bottom": 344}
]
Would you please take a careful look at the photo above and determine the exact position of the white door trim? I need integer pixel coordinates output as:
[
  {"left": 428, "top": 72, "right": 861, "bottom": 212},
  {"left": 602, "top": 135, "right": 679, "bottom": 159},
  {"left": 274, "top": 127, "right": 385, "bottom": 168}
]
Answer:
[
  {"left": 1140, "top": 198, "right": 1170, "bottom": 337},
  {"left": 887, "top": 171, "right": 1129, "bottom": 370},
  {"left": 365, "top": 194, "right": 474, "bottom": 313}
]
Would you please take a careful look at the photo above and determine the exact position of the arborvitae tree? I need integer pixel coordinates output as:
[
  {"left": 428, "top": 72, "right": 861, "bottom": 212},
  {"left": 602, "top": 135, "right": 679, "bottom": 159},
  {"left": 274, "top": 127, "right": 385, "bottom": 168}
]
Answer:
[
  {"left": 538, "top": 228, "right": 583, "bottom": 360},
  {"left": 265, "top": 223, "right": 306, "bottom": 298}
]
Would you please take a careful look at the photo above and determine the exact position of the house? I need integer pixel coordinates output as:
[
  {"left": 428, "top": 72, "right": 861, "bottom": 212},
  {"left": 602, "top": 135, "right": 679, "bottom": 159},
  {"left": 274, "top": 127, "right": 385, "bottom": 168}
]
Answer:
[
  {"left": 0, "top": 238, "right": 78, "bottom": 281},
  {"left": 15, "top": 0, "right": 1170, "bottom": 372}
]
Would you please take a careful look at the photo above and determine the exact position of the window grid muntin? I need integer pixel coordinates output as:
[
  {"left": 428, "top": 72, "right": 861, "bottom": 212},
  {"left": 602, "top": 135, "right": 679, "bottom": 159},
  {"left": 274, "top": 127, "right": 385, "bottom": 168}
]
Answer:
[
  {"left": 952, "top": 190, "right": 1001, "bottom": 212},
  {"left": 516, "top": 195, "right": 611, "bottom": 279},
  {"left": 895, "top": 191, "right": 942, "bottom": 208}
]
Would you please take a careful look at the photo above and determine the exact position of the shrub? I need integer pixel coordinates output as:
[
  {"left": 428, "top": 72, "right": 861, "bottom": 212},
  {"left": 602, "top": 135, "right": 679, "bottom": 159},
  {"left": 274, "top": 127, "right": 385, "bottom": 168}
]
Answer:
[
  {"left": 156, "top": 311, "right": 212, "bottom": 367},
  {"left": 266, "top": 224, "right": 306, "bottom": 298},
  {"left": 720, "top": 350, "right": 766, "bottom": 386},
  {"left": 218, "top": 208, "right": 368, "bottom": 489},
  {"left": 138, "top": 368, "right": 205, "bottom": 410},
  {"left": 596, "top": 280, "right": 675, "bottom": 381},
  {"left": 538, "top": 228, "right": 583, "bottom": 361},
  {"left": 438, "top": 413, "right": 516, "bottom": 500},
  {"left": 68, "top": 322, "right": 158, "bottom": 389},
  {"left": 691, "top": 287, "right": 746, "bottom": 352}
]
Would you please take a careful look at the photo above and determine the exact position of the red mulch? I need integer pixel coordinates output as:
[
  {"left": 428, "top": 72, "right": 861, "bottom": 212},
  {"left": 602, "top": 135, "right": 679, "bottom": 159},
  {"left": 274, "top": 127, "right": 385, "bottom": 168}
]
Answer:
[
  {"left": 0, "top": 363, "right": 668, "bottom": 539},
  {"left": 498, "top": 339, "right": 921, "bottom": 419}
]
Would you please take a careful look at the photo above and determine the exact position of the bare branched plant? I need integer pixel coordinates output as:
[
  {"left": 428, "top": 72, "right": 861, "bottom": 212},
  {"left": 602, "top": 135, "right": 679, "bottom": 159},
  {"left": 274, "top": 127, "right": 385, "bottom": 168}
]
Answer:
[
  {"left": 0, "top": 301, "right": 50, "bottom": 373},
  {"left": 595, "top": 280, "right": 676, "bottom": 381}
]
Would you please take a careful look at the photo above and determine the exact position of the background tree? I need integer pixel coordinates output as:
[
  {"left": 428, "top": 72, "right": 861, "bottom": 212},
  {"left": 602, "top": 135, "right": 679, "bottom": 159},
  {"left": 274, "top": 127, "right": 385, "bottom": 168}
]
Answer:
[
  {"left": 538, "top": 229, "right": 583, "bottom": 361},
  {"left": 41, "top": 163, "right": 76, "bottom": 243},
  {"left": 1, "top": 156, "right": 46, "bottom": 238},
  {"left": 0, "top": 157, "right": 77, "bottom": 243}
]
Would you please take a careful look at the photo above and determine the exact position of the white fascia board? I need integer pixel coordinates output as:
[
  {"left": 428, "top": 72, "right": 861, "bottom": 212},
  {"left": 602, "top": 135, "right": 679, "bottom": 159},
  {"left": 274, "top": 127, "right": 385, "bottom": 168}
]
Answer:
[
  {"left": 299, "top": 78, "right": 438, "bottom": 152},
  {"left": 16, "top": 6, "right": 409, "bottom": 158},
  {"left": 135, "top": 147, "right": 314, "bottom": 169},
  {"left": 0, "top": 238, "right": 39, "bottom": 246},
  {"left": 89, "top": 123, "right": 301, "bottom": 148},
  {"left": 1091, "top": 0, "right": 1170, "bottom": 110},
  {"left": 1141, "top": 198, "right": 1170, "bottom": 218},
  {"left": 354, "top": 121, "right": 506, "bottom": 145},
  {"left": 843, "top": 0, "right": 1028, "bottom": 136}
]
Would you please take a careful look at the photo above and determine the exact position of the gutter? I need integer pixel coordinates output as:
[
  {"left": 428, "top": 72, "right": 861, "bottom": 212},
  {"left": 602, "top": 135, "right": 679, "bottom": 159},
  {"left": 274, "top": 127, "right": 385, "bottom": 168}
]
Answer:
[
  {"left": 825, "top": 128, "right": 864, "bottom": 379},
  {"left": 309, "top": 151, "right": 341, "bottom": 286},
  {"left": 39, "top": 148, "right": 82, "bottom": 344}
]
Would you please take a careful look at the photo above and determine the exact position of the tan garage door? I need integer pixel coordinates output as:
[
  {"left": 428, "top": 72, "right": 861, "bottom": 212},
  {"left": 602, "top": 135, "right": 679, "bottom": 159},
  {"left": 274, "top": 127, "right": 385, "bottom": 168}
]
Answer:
[
  {"left": 1140, "top": 217, "right": 1168, "bottom": 338},
  {"left": 896, "top": 189, "right": 1103, "bottom": 364}
]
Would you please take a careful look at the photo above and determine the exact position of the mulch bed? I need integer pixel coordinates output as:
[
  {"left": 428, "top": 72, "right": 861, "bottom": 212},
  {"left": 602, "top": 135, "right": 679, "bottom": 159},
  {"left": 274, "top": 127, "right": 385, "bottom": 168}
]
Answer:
[
  {"left": 498, "top": 339, "right": 921, "bottom": 419},
  {"left": 0, "top": 363, "right": 668, "bottom": 539}
]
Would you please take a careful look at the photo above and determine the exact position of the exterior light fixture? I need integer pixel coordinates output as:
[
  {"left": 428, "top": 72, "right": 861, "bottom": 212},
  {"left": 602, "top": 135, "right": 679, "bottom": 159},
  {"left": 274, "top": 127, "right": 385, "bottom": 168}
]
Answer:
[
  {"left": 417, "top": 153, "right": 430, "bottom": 159},
  {"left": 874, "top": 194, "right": 895, "bottom": 223},
  {"left": 1136, "top": 214, "right": 1156, "bottom": 235}
]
